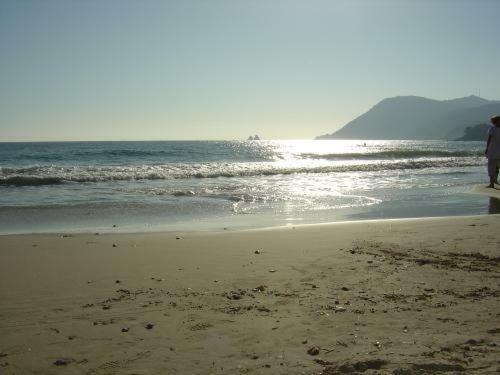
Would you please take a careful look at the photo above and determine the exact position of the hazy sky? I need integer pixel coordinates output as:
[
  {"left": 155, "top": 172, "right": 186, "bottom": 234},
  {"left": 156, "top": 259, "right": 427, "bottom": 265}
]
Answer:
[{"left": 1, "top": 0, "right": 499, "bottom": 141}]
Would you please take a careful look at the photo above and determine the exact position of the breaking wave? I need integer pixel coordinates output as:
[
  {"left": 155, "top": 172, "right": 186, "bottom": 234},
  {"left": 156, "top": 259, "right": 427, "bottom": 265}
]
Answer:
[{"left": 0, "top": 158, "right": 485, "bottom": 187}]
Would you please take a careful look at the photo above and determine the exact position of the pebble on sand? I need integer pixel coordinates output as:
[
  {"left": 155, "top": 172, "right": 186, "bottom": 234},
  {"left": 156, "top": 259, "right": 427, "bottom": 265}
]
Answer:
[{"left": 145, "top": 323, "right": 154, "bottom": 330}]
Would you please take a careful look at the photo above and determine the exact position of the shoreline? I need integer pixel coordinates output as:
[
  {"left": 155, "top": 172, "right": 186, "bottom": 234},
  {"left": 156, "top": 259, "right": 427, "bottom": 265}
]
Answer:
[
  {"left": 468, "top": 184, "right": 500, "bottom": 199},
  {"left": 1, "top": 174, "right": 497, "bottom": 235},
  {"left": 1, "top": 214, "right": 499, "bottom": 374},
  {"left": 0, "top": 212, "right": 498, "bottom": 237},
  {"left": 1, "top": 185, "right": 498, "bottom": 236}
]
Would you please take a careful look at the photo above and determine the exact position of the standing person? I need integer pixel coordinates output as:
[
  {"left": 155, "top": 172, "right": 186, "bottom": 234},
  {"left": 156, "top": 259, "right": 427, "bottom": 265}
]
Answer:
[{"left": 485, "top": 115, "right": 500, "bottom": 188}]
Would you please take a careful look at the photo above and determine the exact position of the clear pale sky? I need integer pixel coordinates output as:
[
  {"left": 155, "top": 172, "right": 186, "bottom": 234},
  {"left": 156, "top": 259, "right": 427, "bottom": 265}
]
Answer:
[{"left": 1, "top": 0, "right": 499, "bottom": 141}]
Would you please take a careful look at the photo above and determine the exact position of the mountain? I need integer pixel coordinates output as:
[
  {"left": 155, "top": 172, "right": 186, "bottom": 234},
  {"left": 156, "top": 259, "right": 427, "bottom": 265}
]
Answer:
[
  {"left": 316, "top": 95, "right": 500, "bottom": 140},
  {"left": 455, "top": 123, "right": 490, "bottom": 141}
]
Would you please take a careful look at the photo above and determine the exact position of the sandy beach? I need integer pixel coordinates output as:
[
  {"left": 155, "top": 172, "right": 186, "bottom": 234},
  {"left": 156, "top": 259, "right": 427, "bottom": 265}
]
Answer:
[{"left": 1, "top": 212, "right": 499, "bottom": 374}]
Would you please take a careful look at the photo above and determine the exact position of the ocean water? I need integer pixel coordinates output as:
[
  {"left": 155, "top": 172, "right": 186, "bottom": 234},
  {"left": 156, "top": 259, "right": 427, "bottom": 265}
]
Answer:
[{"left": 0, "top": 140, "right": 496, "bottom": 234}]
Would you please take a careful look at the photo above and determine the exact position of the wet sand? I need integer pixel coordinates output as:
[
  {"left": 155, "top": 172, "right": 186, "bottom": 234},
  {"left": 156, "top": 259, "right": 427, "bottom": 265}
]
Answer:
[
  {"left": 470, "top": 184, "right": 500, "bottom": 200},
  {"left": 0, "top": 215, "right": 499, "bottom": 374}
]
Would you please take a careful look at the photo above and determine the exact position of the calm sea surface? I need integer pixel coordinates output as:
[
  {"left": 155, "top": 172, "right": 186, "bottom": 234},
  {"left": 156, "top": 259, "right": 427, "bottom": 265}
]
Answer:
[{"left": 0, "top": 140, "right": 495, "bottom": 234}]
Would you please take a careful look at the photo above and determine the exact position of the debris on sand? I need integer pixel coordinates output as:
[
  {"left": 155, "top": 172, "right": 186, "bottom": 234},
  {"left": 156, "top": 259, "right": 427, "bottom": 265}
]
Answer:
[
  {"left": 307, "top": 346, "right": 321, "bottom": 356},
  {"left": 93, "top": 318, "right": 115, "bottom": 326},
  {"left": 333, "top": 359, "right": 388, "bottom": 373},
  {"left": 226, "top": 290, "right": 247, "bottom": 300},
  {"left": 314, "top": 358, "right": 334, "bottom": 366},
  {"left": 53, "top": 359, "right": 73, "bottom": 366},
  {"left": 252, "top": 285, "right": 266, "bottom": 292},
  {"left": 411, "top": 363, "right": 465, "bottom": 372},
  {"left": 326, "top": 305, "right": 346, "bottom": 313},
  {"left": 189, "top": 322, "right": 213, "bottom": 331}
]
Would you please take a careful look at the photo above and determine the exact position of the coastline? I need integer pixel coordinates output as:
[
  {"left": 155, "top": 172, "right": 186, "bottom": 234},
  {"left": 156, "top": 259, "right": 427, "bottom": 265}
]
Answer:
[
  {"left": 1, "top": 214, "right": 499, "bottom": 374},
  {"left": 0, "top": 140, "right": 493, "bottom": 236}
]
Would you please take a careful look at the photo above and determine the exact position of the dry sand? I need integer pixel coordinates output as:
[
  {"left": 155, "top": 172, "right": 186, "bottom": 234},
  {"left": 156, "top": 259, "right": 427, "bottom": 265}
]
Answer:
[{"left": 0, "top": 214, "right": 499, "bottom": 374}]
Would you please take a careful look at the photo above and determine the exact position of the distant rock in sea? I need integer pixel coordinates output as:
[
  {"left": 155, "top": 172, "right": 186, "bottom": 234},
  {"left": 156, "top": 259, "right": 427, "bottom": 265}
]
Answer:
[
  {"left": 248, "top": 135, "right": 261, "bottom": 141},
  {"left": 316, "top": 95, "right": 500, "bottom": 140}
]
